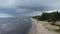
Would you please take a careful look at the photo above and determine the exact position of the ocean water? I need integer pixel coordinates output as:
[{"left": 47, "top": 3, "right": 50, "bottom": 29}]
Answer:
[
  {"left": 0, "top": 17, "right": 32, "bottom": 34},
  {"left": 0, "top": 8, "right": 42, "bottom": 34}
]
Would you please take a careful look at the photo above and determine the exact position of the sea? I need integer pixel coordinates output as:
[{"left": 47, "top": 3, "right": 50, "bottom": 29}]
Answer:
[
  {"left": 0, "top": 17, "right": 32, "bottom": 34},
  {"left": 0, "top": 8, "right": 42, "bottom": 34}
]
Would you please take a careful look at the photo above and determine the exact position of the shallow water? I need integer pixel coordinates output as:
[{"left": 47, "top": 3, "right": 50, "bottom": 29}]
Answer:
[{"left": 0, "top": 17, "right": 32, "bottom": 34}]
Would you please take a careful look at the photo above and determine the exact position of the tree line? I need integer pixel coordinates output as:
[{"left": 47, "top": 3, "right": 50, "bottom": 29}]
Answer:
[{"left": 32, "top": 11, "right": 60, "bottom": 22}]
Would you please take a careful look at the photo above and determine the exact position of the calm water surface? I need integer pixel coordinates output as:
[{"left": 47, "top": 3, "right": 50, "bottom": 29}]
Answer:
[{"left": 0, "top": 17, "right": 32, "bottom": 34}]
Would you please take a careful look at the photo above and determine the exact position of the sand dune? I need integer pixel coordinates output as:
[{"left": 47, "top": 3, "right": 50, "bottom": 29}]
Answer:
[{"left": 28, "top": 18, "right": 58, "bottom": 34}]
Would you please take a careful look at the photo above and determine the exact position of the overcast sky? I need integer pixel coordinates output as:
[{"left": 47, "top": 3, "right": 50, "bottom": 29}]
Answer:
[
  {"left": 0, "top": 0, "right": 60, "bottom": 10},
  {"left": 0, "top": 0, "right": 60, "bottom": 17}
]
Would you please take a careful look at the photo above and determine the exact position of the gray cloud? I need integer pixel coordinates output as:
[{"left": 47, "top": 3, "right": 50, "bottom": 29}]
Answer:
[
  {"left": 16, "top": 0, "right": 60, "bottom": 11},
  {"left": 0, "top": 0, "right": 60, "bottom": 10},
  {"left": 15, "top": 0, "right": 60, "bottom": 17},
  {"left": 0, "top": 0, "right": 60, "bottom": 17}
]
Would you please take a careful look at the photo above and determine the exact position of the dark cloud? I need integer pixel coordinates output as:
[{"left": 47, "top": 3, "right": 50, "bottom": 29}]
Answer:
[
  {"left": 17, "top": 0, "right": 60, "bottom": 11},
  {"left": 0, "top": 0, "right": 60, "bottom": 11},
  {"left": 18, "top": 6, "right": 54, "bottom": 11}
]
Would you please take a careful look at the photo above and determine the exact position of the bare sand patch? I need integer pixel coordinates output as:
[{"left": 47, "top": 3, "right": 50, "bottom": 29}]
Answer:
[{"left": 28, "top": 18, "right": 59, "bottom": 34}]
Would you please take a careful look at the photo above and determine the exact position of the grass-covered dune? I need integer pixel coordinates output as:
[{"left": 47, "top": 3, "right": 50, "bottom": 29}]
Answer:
[{"left": 32, "top": 11, "right": 60, "bottom": 33}]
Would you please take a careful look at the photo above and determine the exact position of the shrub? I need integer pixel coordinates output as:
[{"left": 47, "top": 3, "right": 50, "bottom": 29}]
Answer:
[
  {"left": 51, "top": 22, "right": 56, "bottom": 25},
  {"left": 55, "top": 29, "right": 60, "bottom": 33}
]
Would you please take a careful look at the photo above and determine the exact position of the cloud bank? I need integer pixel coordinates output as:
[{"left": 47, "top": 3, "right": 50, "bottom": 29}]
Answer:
[
  {"left": 0, "top": 0, "right": 60, "bottom": 10},
  {"left": 0, "top": 0, "right": 60, "bottom": 17},
  {"left": 17, "top": 0, "right": 60, "bottom": 10}
]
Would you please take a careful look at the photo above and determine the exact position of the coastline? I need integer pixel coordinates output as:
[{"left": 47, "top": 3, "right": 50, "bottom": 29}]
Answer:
[{"left": 28, "top": 18, "right": 58, "bottom": 34}]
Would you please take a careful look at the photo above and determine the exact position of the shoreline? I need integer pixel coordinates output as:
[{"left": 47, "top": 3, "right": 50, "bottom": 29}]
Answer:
[{"left": 28, "top": 18, "right": 58, "bottom": 34}]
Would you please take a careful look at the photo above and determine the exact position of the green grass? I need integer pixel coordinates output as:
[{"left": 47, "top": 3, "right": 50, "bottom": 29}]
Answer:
[{"left": 32, "top": 16, "right": 41, "bottom": 20}]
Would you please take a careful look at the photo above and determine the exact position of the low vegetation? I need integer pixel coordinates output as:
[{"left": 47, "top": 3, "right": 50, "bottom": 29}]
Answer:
[
  {"left": 55, "top": 29, "right": 60, "bottom": 33},
  {"left": 32, "top": 16, "right": 41, "bottom": 21}
]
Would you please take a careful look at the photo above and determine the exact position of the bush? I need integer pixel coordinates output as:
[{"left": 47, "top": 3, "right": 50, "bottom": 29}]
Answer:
[
  {"left": 51, "top": 22, "right": 56, "bottom": 25},
  {"left": 55, "top": 29, "right": 60, "bottom": 33},
  {"left": 47, "top": 17, "right": 52, "bottom": 22},
  {"left": 32, "top": 16, "right": 41, "bottom": 20}
]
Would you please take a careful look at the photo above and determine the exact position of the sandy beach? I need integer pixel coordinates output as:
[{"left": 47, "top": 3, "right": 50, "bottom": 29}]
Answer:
[{"left": 28, "top": 18, "right": 58, "bottom": 34}]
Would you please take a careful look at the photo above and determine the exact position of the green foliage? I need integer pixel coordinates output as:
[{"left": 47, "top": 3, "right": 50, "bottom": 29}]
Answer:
[
  {"left": 48, "top": 17, "right": 52, "bottom": 22},
  {"left": 32, "top": 16, "right": 41, "bottom": 20},
  {"left": 32, "top": 11, "right": 60, "bottom": 22},
  {"left": 40, "top": 13, "right": 49, "bottom": 20},
  {"left": 51, "top": 22, "right": 56, "bottom": 25},
  {"left": 55, "top": 29, "right": 60, "bottom": 33}
]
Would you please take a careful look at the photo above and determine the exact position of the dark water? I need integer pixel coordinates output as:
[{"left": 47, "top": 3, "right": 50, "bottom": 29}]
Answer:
[{"left": 0, "top": 17, "right": 32, "bottom": 34}]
